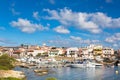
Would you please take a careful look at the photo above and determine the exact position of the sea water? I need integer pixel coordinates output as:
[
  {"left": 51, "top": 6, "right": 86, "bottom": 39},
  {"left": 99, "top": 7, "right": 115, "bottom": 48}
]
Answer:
[{"left": 14, "top": 66, "right": 120, "bottom": 80}]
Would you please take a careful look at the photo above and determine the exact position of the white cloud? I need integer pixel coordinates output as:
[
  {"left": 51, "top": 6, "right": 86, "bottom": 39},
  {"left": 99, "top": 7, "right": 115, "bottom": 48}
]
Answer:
[
  {"left": 105, "top": 37, "right": 115, "bottom": 43},
  {"left": 11, "top": 8, "right": 20, "bottom": 15},
  {"left": 33, "top": 11, "right": 40, "bottom": 20},
  {"left": 82, "top": 39, "right": 100, "bottom": 44},
  {"left": 89, "top": 28, "right": 102, "bottom": 34},
  {"left": 91, "top": 40, "right": 100, "bottom": 43},
  {"left": 0, "top": 27, "right": 5, "bottom": 30},
  {"left": 10, "top": 18, "right": 48, "bottom": 33},
  {"left": 46, "top": 35, "right": 100, "bottom": 47},
  {"left": 49, "top": 0, "right": 55, "bottom": 4},
  {"left": 105, "top": 33, "right": 120, "bottom": 43},
  {"left": 11, "top": 3, "right": 15, "bottom": 7},
  {"left": 70, "top": 36, "right": 82, "bottom": 41},
  {"left": 70, "top": 36, "right": 100, "bottom": 44},
  {"left": 0, "top": 38, "right": 16, "bottom": 44},
  {"left": 0, "top": 38, "right": 7, "bottom": 43},
  {"left": 113, "top": 44, "right": 118, "bottom": 47},
  {"left": 106, "top": 0, "right": 112, "bottom": 3},
  {"left": 10, "top": 3, "right": 20, "bottom": 15},
  {"left": 53, "top": 26, "right": 70, "bottom": 34},
  {"left": 44, "top": 8, "right": 120, "bottom": 34},
  {"left": 83, "top": 39, "right": 91, "bottom": 44},
  {"left": 91, "top": 12, "right": 111, "bottom": 27},
  {"left": 47, "top": 36, "right": 71, "bottom": 47},
  {"left": 48, "top": 39, "right": 70, "bottom": 47},
  {"left": 91, "top": 12, "right": 120, "bottom": 28}
]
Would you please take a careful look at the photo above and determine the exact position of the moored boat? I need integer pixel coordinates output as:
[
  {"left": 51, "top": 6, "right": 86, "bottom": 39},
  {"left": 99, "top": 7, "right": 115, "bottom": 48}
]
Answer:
[{"left": 68, "top": 60, "right": 103, "bottom": 68}]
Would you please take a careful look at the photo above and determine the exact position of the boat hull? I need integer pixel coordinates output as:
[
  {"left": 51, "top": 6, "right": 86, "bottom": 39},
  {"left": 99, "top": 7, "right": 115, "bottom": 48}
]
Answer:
[{"left": 69, "top": 63, "right": 95, "bottom": 68}]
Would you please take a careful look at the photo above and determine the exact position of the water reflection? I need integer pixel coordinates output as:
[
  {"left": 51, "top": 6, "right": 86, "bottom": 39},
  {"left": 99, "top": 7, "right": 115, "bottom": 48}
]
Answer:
[{"left": 14, "top": 67, "right": 120, "bottom": 80}]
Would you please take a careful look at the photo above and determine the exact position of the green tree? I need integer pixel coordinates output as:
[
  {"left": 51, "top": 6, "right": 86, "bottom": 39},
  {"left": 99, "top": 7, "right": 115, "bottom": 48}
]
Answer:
[
  {"left": 43, "top": 52, "right": 48, "bottom": 57},
  {"left": 36, "top": 53, "right": 42, "bottom": 57},
  {"left": 21, "top": 44, "right": 24, "bottom": 47}
]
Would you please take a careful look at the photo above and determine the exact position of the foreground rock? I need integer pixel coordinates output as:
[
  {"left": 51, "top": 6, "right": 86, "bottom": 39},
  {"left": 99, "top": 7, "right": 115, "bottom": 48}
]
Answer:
[
  {"left": 34, "top": 69, "right": 48, "bottom": 76},
  {"left": 0, "top": 70, "right": 25, "bottom": 79}
]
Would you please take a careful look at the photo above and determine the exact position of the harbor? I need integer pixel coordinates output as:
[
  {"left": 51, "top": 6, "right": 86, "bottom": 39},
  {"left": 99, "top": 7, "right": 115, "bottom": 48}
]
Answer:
[
  {"left": 14, "top": 66, "right": 120, "bottom": 80},
  {"left": 13, "top": 55, "right": 120, "bottom": 79},
  {"left": 0, "top": 52, "right": 119, "bottom": 80},
  {"left": 0, "top": 44, "right": 120, "bottom": 80},
  {"left": 0, "top": 0, "right": 120, "bottom": 80},
  {"left": 16, "top": 54, "right": 119, "bottom": 69}
]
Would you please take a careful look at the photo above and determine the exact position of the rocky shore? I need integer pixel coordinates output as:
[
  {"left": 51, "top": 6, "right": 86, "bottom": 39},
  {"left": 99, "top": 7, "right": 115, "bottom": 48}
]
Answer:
[{"left": 0, "top": 70, "right": 25, "bottom": 79}]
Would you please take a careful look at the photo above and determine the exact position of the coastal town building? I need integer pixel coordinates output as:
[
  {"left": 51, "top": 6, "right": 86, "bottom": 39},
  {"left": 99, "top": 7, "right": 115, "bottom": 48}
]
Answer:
[
  {"left": 80, "top": 45, "right": 103, "bottom": 60},
  {"left": 102, "top": 47, "right": 114, "bottom": 58},
  {"left": 81, "top": 47, "right": 89, "bottom": 59},
  {"left": 0, "top": 44, "right": 117, "bottom": 62},
  {"left": 48, "top": 47, "right": 64, "bottom": 57},
  {"left": 66, "top": 47, "right": 79, "bottom": 57},
  {"left": 0, "top": 47, "right": 2, "bottom": 56},
  {"left": 93, "top": 45, "right": 103, "bottom": 55}
]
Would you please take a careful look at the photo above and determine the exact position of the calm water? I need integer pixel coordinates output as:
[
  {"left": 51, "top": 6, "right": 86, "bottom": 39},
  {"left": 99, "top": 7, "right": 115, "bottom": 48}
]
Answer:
[{"left": 14, "top": 66, "right": 120, "bottom": 80}]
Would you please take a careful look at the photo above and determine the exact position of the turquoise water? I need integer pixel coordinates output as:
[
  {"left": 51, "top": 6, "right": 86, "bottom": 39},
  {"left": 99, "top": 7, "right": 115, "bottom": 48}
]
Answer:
[{"left": 14, "top": 67, "right": 120, "bottom": 80}]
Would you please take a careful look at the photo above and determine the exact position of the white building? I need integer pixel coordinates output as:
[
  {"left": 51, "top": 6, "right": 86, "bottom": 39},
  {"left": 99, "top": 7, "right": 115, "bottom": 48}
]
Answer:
[
  {"left": 81, "top": 47, "right": 94, "bottom": 59},
  {"left": 48, "top": 48, "right": 64, "bottom": 57},
  {"left": 81, "top": 48, "right": 88, "bottom": 59},
  {"left": 27, "top": 44, "right": 50, "bottom": 57},
  {"left": 27, "top": 49, "right": 46, "bottom": 57},
  {"left": 102, "top": 47, "right": 114, "bottom": 58},
  {"left": 66, "top": 47, "right": 79, "bottom": 57},
  {"left": 81, "top": 44, "right": 102, "bottom": 60}
]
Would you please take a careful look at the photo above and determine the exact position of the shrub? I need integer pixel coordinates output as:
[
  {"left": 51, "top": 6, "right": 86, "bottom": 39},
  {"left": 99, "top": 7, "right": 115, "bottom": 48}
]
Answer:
[
  {"left": 0, "top": 54, "right": 16, "bottom": 70},
  {"left": 0, "top": 66, "right": 9, "bottom": 70},
  {"left": 46, "top": 77, "right": 57, "bottom": 80},
  {"left": 0, "top": 77, "right": 22, "bottom": 80}
]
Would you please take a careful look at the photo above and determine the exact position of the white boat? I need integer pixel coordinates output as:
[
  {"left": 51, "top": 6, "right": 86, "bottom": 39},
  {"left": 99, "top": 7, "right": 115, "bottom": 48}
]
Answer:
[
  {"left": 70, "top": 62, "right": 95, "bottom": 68},
  {"left": 91, "top": 62, "right": 103, "bottom": 67},
  {"left": 69, "top": 63, "right": 86, "bottom": 68},
  {"left": 69, "top": 60, "right": 102, "bottom": 68}
]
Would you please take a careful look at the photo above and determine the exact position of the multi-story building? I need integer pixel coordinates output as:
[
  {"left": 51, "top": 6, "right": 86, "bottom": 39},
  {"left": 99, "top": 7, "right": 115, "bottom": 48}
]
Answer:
[
  {"left": 81, "top": 47, "right": 89, "bottom": 59},
  {"left": 102, "top": 47, "right": 114, "bottom": 58},
  {"left": 66, "top": 47, "right": 79, "bottom": 57},
  {"left": 81, "top": 45, "right": 95, "bottom": 59},
  {"left": 48, "top": 47, "right": 64, "bottom": 57},
  {"left": 93, "top": 45, "right": 103, "bottom": 55}
]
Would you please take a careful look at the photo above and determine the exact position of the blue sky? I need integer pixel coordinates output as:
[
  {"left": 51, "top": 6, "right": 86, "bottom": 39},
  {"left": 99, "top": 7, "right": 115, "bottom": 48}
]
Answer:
[{"left": 0, "top": 0, "right": 120, "bottom": 49}]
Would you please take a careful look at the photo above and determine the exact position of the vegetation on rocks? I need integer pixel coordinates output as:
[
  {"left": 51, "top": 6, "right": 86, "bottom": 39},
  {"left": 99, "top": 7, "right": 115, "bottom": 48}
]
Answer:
[
  {"left": 46, "top": 77, "right": 57, "bottom": 80},
  {"left": 0, "top": 77, "right": 25, "bottom": 80},
  {"left": 0, "top": 54, "right": 16, "bottom": 70},
  {"left": 0, "top": 54, "right": 25, "bottom": 80}
]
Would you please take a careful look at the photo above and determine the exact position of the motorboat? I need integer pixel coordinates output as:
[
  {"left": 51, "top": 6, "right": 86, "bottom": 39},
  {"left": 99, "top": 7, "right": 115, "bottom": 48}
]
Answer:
[
  {"left": 69, "top": 62, "right": 95, "bottom": 68},
  {"left": 68, "top": 60, "right": 103, "bottom": 68}
]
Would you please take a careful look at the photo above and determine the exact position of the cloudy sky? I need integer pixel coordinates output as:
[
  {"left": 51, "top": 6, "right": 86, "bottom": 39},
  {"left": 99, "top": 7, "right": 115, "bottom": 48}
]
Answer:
[{"left": 0, "top": 0, "right": 120, "bottom": 49}]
